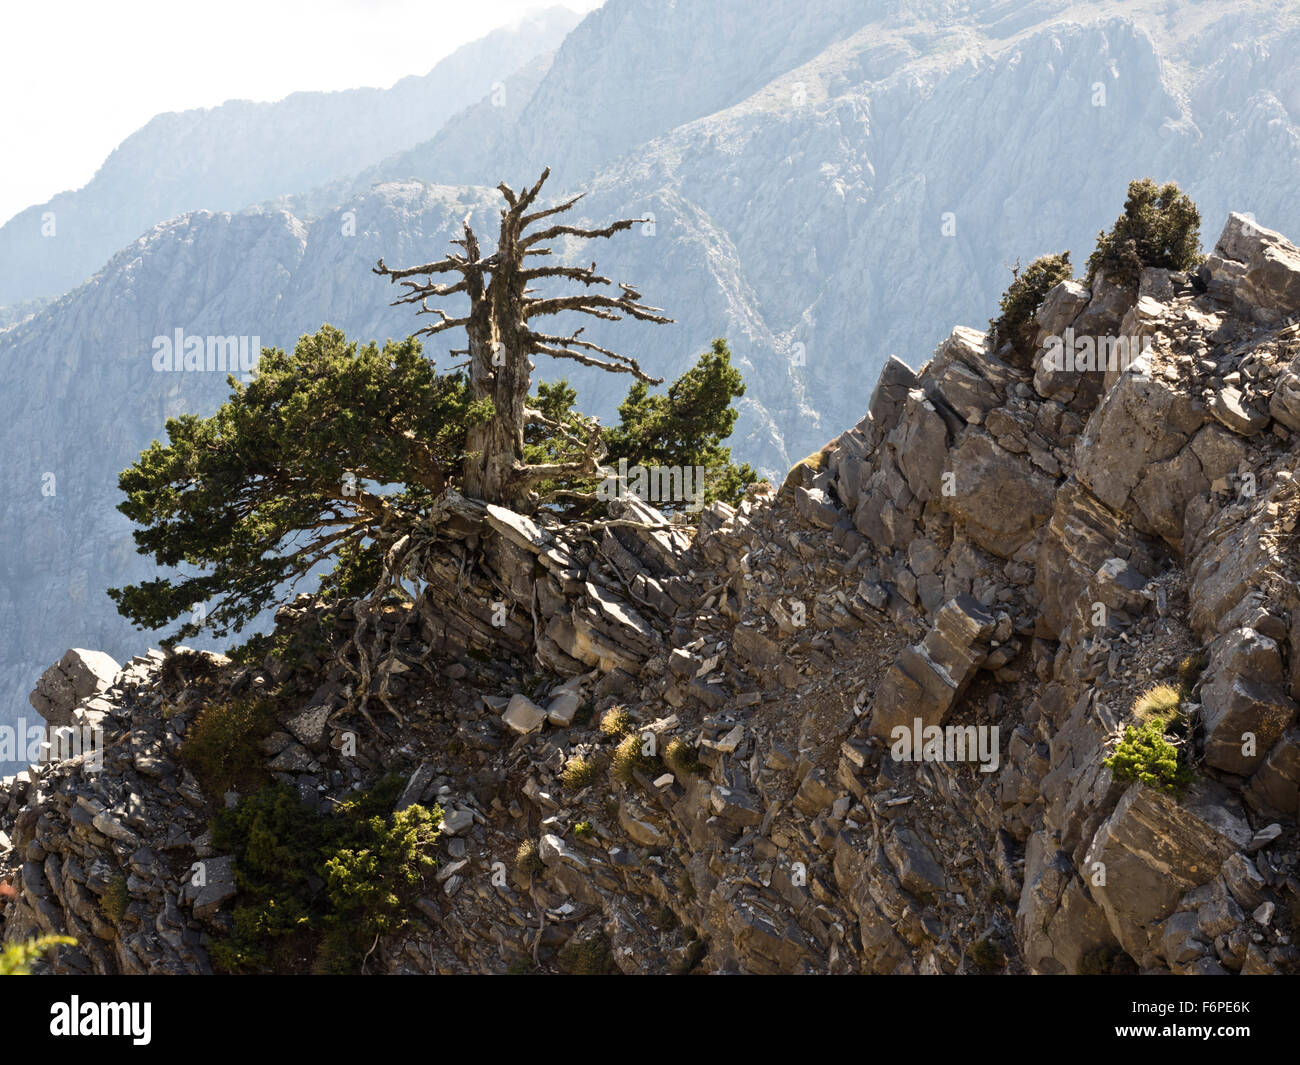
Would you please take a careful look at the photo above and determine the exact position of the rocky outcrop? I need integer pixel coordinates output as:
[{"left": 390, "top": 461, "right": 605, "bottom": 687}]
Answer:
[
  {"left": 4, "top": 211, "right": 1300, "bottom": 976},
  {"left": 10, "top": 1, "right": 1300, "bottom": 752}
]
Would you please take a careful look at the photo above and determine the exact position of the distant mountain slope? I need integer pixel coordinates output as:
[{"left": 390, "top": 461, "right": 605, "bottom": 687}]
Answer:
[{"left": 0, "top": 6, "right": 579, "bottom": 307}]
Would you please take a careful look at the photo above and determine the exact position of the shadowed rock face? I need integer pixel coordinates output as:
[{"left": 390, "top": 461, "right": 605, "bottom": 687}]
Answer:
[{"left": 3, "top": 209, "right": 1298, "bottom": 976}]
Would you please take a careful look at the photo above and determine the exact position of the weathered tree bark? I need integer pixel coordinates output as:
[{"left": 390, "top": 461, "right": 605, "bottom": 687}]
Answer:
[{"left": 377, "top": 168, "right": 671, "bottom": 510}]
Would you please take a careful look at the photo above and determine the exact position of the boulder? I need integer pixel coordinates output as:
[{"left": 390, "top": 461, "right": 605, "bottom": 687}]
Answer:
[
  {"left": 889, "top": 390, "right": 949, "bottom": 504},
  {"left": 866, "top": 355, "right": 918, "bottom": 435},
  {"left": 1084, "top": 782, "right": 1247, "bottom": 966},
  {"left": 925, "top": 326, "right": 1001, "bottom": 425},
  {"left": 941, "top": 430, "right": 1055, "bottom": 557},
  {"left": 1034, "top": 279, "right": 1092, "bottom": 338},
  {"left": 883, "top": 826, "right": 946, "bottom": 897},
  {"left": 1075, "top": 366, "right": 1205, "bottom": 529},
  {"left": 1244, "top": 728, "right": 1300, "bottom": 815},
  {"left": 1199, "top": 628, "right": 1297, "bottom": 776},
  {"left": 501, "top": 694, "right": 546, "bottom": 735},
  {"left": 1269, "top": 357, "right": 1300, "bottom": 432},
  {"left": 868, "top": 595, "right": 995, "bottom": 740},
  {"left": 28, "top": 649, "right": 121, "bottom": 728},
  {"left": 1210, "top": 212, "right": 1300, "bottom": 320}
]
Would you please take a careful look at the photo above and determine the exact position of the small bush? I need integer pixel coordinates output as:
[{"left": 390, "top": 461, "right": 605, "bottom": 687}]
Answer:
[
  {"left": 969, "top": 937, "right": 1005, "bottom": 973},
  {"left": 208, "top": 776, "right": 441, "bottom": 974},
  {"left": 560, "top": 756, "right": 601, "bottom": 790},
  {"left": 599, "top": 707, "right": 636, "bottom": 739},
  {"left": 1104, "top": 717, "right": 1193, "bottom": 795},
  {"left": 101, "top": 875, "right": 129, "bottom": 925},
  {"left": 664, "top": 737, "right": 704, "bottom": 779},
  {"left": 611, "top": 732, "right": 659, "bottom": 786},
  {"left": 556, "top": 933, "right": 617, "bottom": 975},
  {"left": 1086, "top": 178, "right": 1204, "bottom": 288},
  {"left": 573, "top": 820, "right": 595, "bottom": 840},
  {"left": 1132, "top": 682, "right": 1182, "bottom": 724},
  {"left": 990, "top": 251, "right": 1073, "bottom": 362},
  {"left": 181, "top": 697, "right": 278, "bottom": 798},
  {"left": 514, "top": 839, "right": 543, "bottom": 878}
]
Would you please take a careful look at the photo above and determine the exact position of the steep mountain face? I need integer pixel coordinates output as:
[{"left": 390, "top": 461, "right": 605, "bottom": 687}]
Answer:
[
  {"left": 0, "top": 6, "right": 579, "bottom": 307},
  {"left": 5, "top": 0, "right": 1300, "bottom": 771},
  {"left": 4, "top": 212, "right": 1299, "bottom": 975}
]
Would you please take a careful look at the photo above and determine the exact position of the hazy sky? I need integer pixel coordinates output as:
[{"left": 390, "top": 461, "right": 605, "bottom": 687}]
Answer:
[{"left": 0, "top": 0, "right": 602, "bottom": 226}]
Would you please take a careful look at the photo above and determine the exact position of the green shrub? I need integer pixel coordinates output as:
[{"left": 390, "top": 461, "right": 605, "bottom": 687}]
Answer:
[
  {"left": 180, "top": 697, "right": 278, "bottom": 798},
  {"left": 990, "top": 251, "right": 1073, "bottom": 361},
  {"left": 664, "top": 737, "right": 704, "bottom": 778},
  {"left": 514, "top": 839, "right": 543, "bottom": 878},
  {"left": 1086, "top": 179, "right": 1204, "bottom": 288},
  {"left": 208, "top": 775, "right": 441, "bottom": 974},
  {"left": 573, "top": 820, "right": 595, "bottom": 840},
  {"left": 101, "top": 875, "right": 129, "bottom": 925},
  {"left": 969, "top": 937, "right": 1005, "bottom": 973},
  {"left": 560, "top": 756, "right": 601, "bottom": 790},
  {"left": 556, "top": 933, "right": 617, "bottom": 975},
  {"left": 1104, "top": 716, "right": 1194, "bottom": 795}
]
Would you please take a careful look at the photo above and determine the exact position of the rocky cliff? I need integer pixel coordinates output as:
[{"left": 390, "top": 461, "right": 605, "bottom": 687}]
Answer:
[
  {"left": 5, "top": 1, "right": 1300, "bottom": 745},
  {"left": 3, "top": 211, "right": 1298, "bottom": 975}
]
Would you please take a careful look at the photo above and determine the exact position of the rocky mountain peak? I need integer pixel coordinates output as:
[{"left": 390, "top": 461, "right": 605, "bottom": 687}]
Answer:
[{"left": 3, "top": 209, "right": 1298, "bottom": 976}]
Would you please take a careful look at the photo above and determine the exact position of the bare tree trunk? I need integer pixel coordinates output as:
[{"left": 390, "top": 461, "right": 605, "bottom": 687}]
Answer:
[{"left": 378, "top": 169, "right": 670, "bottom": 512}]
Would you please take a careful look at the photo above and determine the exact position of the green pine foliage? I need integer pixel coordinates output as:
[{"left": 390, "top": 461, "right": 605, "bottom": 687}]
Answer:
[
  {"left": 110, "top": 325, "right": 755, "bottom": 642},
  {"left": 526, "top": 339, "right": 757, "bottom": 515},
  {"left": 1104, "top": 716, "right": 1194, "bottom": 795},
  {"left": 108, "top": 325, "right": 489, "bottom": 642},
  {"left": 1086, "top": 178, "right": 1204, "bottom": 288},
  {"left": 990, "top": 252, "right": 1073, "bottom": 361},
  {"left": 602, "top": 338, "right": 758, "bottom": 510},
  {"left": 209, "top": 776, "right": 441, "bottom": 974}
]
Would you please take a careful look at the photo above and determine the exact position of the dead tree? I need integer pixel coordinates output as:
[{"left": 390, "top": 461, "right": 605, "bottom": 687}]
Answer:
[{"left": 375, "top": 168, "right": 670, "bottom": 509}]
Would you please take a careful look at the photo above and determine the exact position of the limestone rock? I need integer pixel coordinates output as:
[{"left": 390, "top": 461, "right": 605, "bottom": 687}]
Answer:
[
  {"left": 502, "top": 694, "right": 547, "bottom": 735},
  {"left": 28, "top": 650, "right": 121, "bottom": 728},
  {"left": 941, "top": 431, "right": 1055, "bottom": 557},
  {"left": 1084, "top": 783, "right": 1246, "bottom": 965}
]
